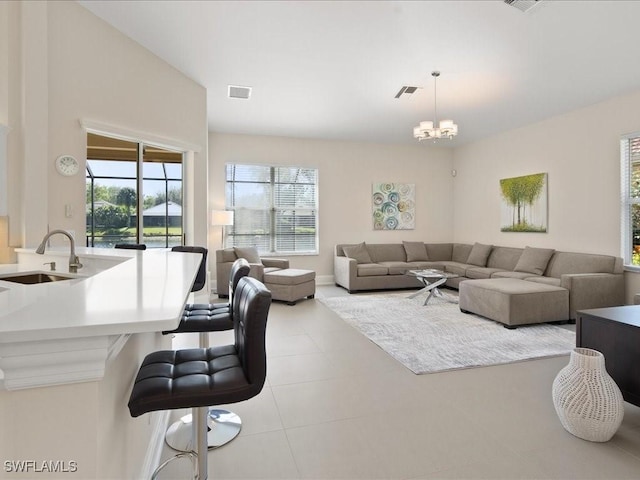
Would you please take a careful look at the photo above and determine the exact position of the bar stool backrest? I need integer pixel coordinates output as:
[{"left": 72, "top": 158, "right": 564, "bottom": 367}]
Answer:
[
  {"left": 172, "top": 246, "right": 208, "bottom": 292},
  {"left": 114, "top": 243, "right": 146, "bottom": 250},
  {"left": 233, "top": 277, "right": 271, "bottom": 388}
]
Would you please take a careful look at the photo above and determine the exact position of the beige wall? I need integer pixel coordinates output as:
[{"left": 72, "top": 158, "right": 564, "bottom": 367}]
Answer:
[
  {"left": 209, "top": 132, "right": 454, "bottom": 281},
  {"left": 2, "top": 1, "right": 209, "bottom": 249},
  {"left": 1, "top": 1, "right": 209, "bottom": 478},
  {"left": 453, "top": 89, "right": 640, "bottom": 303}
]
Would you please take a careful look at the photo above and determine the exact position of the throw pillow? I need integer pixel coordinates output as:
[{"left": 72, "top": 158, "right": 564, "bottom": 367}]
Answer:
[
  {"left": 403, "top": 241, "right": 429, "bottom": 262},
  {"left": 514, "top": 246, "right": 555, "bottom": 276},
  {"left": 466, "top": 242, "right": 493, "bottom": 267},
  {"left": 234, "top": 246, "right": 261, "bottom": 263},
  {"left": 343, "top": 242, "right": 373, "bottom": 264}
]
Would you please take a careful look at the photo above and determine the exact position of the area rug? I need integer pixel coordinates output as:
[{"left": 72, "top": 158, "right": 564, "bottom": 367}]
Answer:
[{"left": 319, "top": 293, "right": 575, "bottom": 374}]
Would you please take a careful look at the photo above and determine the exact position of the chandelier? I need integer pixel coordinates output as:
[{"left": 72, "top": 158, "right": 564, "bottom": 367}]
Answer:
[{"left": 413, "top": 71, "right": 458, "bottom": 141}]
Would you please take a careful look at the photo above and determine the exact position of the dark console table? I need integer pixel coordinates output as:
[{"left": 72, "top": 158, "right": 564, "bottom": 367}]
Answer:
[{"left": 576, "top": 306, "right": 640, "bottom": 407}]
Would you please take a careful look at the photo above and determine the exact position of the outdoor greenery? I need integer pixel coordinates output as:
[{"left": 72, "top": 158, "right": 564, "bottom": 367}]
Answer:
[
  {"left": 86, "top": 184, "right": 182, "bottom": 228},
  {"left": 500, "top": 173, "right": 546, "bottom": 232}
]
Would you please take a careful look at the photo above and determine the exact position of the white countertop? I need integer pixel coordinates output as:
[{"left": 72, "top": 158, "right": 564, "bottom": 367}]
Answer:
[{"left": 0, "top": 247, "right": 203, "bottom": 390}]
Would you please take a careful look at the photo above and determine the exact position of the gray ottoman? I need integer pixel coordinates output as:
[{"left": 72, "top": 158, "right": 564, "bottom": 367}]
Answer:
[
  {"left": 263, "top": 269, "right": 316, "bottom": 305},
  {"left": 459, "top": 278, "right": 569, "bottom": 328}
]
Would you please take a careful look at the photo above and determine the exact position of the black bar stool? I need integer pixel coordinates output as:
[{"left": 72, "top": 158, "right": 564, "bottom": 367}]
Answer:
[
  {"left": 128, "top": 276, "right": 271, "bottom": 480},
  {"left": 114, "top": 243, "right": 147, "bottom": 250},
  {"left": 162, "top": 254, "right": 251, "bottom": 451}
]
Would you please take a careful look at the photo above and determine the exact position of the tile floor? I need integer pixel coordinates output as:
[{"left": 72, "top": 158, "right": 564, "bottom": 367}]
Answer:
[{"left": 158, "top": 285, "right": 640, "bottom": 479}]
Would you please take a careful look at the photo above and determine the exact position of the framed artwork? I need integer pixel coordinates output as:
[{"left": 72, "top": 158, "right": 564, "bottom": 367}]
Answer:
[
  {"left": 500, "top": 172, "right": 547, "bottom": 232},
  {"left": 372, "top": 183, "right": 415, "bottom": 230}
]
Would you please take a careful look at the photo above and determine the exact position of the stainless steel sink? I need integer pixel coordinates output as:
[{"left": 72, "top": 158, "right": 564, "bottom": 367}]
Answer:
[{"left": 0, "top": 272, "right": 76, "bottom": 284}]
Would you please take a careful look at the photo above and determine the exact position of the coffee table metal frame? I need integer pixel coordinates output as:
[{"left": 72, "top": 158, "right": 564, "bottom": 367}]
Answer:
[{"left": 406, "top": 269, "right": 460, "bottom": 305}]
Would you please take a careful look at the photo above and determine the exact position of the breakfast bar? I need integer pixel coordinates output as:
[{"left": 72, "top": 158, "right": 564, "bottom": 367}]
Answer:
[{"left": 0, "top": 247, "right": 202, "bottom": 478}]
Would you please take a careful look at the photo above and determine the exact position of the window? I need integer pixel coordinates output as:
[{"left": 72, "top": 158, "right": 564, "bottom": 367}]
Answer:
[
  {"left": 621, "top": 133, "right": 640, "bottom": 265},
  {"left": 225, "top": 164, "right": 318, "bottom": 254},
  {"left": 86, "top": 133, "right": 183, "bottom": 248}
]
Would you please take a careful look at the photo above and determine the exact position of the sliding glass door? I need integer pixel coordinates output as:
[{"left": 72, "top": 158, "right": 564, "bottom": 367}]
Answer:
[{"left": 85, "top": 133, "right": 183, "bottom": 248}]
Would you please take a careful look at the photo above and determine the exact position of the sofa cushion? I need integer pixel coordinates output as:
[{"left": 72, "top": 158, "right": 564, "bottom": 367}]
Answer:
[
  {"left": 426, "top": 243, "right": 453, "bottom": 261},
  {"left": 466, "top": 267, "right": 505, "bottom": 280},
  {"left": 408, "top": 261, "right": 447, "bottom": 270},
  {"left": 403, "top": 241, "right": 428, "bottom": 262},
  {"left": 367, "top": 244, "right": 407, "bottom": 263},
  {"left": 467, "top": 243, "right": 493, "bottom": 267},
  {"left": 234, "top": 246, "right": 261, "bottom": 263},
  {"left": 378, "top": 261, "right": 413, "bottom": 275},
  {"left": 487, "top": 247, "right": 524, "bottom": 270},
  {"left": 525, "top": 276, "right": 562, "bottom": 287},
  {"left": 514, "top": 246, "right": 555, "bottom": 276},
  {"left": 452, "top": 244, "right": 472, "bottom": 263},
  {"left": 492, "top": 271, "right": 533, "bottom": 280},
  {"left": 343, "top": 242, "right": 373, "bottom": 264},
  {"left": 357, "top": 264, "right": 388, "bottom": 276},
  {"left": 442, "top": 262, "right": 469, "bottom": 276}
]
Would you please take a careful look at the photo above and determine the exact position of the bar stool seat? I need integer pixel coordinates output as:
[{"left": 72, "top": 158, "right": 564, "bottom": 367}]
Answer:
[
  {"left": 128, "top": 345, "right": 257, "bottom": 415},
  {"left": 128, "top": 277, "right": 271, "bottom": 480}
]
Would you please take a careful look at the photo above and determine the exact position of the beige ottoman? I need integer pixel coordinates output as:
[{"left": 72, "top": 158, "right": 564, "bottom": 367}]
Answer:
[
  {"left": 459, "top": 278, "right": 569, "bottom": 328},
  {"left": 263, "top": 269, "right": 316, "bottom": 305}
]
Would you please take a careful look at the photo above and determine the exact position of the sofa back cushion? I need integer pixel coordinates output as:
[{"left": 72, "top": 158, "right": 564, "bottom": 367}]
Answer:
[
  {"left": 218, "top": 248, "right": 238, "bottom": 263},
  {"left": 452, "top": 244, "right": 472, "bottom": 263},
  {"left": 466, "top": 242, "right": 493, "bottom": 267},
  {"left": 425, "top": 243, "right": 453, "bottom": 261},
  {"left": 487, "top": 246, "right": 524, "bottom": 270},
  {"left": 342, "top": 242, "right": 373, "bottom": 264},
  {"left": 514, "top": 246, "right": 555, "bottom": 275},
  {"left": 234, "top": 246, "right": 261, "bottom": 263},
  {"left": 545, "top": 251, "right": 618, "bottom": 278},
  {"left": 403, "top": 241, "right": 428, "bottom": 262},
  {"left": 367, "top": 243, "right": 407, "bottom": 263}
]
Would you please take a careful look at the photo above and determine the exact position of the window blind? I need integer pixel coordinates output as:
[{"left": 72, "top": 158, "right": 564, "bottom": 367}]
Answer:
[
  {"left": 226, "top": 164, "right": 318, "bottom": 254},
  {"left": 621, "top": 134, "right": 640, "bottom": 265}
]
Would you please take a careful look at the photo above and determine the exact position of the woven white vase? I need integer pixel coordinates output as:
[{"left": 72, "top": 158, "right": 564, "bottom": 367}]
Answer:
[{"left": 552, "top": 347, "right": 624, "bottom": 442}]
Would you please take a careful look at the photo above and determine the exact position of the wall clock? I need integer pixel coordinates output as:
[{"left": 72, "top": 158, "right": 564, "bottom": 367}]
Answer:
[{"left": 55, "top": 155, "right": 80, "bottom": 176}]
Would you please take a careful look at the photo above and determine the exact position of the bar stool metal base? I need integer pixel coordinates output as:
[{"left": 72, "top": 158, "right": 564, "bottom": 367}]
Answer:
[
  {"left": 151, "top": 452, "right": 197, "bottom": 480},
  {"left": 165, "top": 408, "right": 242, "bottom": 452}
]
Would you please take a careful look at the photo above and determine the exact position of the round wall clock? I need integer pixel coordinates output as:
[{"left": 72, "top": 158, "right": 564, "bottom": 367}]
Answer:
[{"left": 55, "top": 155, "right": 80, "bottom": 176}]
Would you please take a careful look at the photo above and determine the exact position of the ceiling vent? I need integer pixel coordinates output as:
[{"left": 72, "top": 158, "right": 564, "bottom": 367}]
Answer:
[
  {"left": 228, "top": 85, "right": 252, "bottom": 100},
  {"left": 394, "top": 86, "right": 419, "bottom": 99},
  {"left": 504, "top": 0, "right": 541, "bottom": 13}
]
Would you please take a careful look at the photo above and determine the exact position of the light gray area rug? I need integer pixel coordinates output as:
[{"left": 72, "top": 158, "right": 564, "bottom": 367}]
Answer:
[{"left": 319, "top": 293, "right": 575, "bottom": 374}]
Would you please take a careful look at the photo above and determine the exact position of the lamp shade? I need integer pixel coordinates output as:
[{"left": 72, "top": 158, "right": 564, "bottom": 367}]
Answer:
[{"left": 211, "top": 210, "right": 234, "bottom": 226}]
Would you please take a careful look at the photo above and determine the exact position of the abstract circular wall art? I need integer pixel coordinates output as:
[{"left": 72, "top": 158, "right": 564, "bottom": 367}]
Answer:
[{"left": 372, "top": 183, "right": 415, "bottom": 230}]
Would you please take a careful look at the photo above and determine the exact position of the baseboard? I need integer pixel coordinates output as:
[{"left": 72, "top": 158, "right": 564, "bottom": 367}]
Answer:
[
  {"left": 316, "top": 274, "right": 334, "bottom": 286},
  {"left": 138, "top": 410, "right": 170, "bottom": 480}
]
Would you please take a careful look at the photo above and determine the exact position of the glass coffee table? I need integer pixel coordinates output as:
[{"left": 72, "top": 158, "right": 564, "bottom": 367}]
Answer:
[{"left": 405, "top": 269, "right": 460, "bottom": 305}]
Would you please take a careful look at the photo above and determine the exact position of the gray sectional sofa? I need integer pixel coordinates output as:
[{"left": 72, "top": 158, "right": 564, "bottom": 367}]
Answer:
[{"left": 334, "top": 241, "right": 625, "bottom": 327}]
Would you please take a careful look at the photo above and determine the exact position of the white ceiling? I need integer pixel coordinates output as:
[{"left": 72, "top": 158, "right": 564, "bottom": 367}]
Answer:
[{"left": 78, "top": 0, "right": 640, "bottom": 147}]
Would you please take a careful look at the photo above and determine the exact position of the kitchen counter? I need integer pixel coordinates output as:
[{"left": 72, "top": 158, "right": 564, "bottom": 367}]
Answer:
[{"left": 0, "top": 247, "right": 202, "bottom": 390}]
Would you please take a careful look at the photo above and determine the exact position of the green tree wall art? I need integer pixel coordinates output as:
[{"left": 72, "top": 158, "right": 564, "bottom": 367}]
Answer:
[{"left": 500, "top": 173, "right": 547, "bottom": 232}]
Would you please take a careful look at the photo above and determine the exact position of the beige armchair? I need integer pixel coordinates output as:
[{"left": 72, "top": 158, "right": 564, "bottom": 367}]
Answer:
[{"left": 216, "top": 248, "right": 289, "bottom": 297}]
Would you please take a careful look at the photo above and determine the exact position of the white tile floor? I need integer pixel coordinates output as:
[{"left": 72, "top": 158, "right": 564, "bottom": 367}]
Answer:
[{"left": 158, "top": 285, "right": 640, "bottom": 479}]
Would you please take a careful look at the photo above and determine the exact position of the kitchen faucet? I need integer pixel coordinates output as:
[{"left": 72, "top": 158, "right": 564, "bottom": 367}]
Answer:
[{"left": 35, "top": 229, "right": 83, "bottom": 273}]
